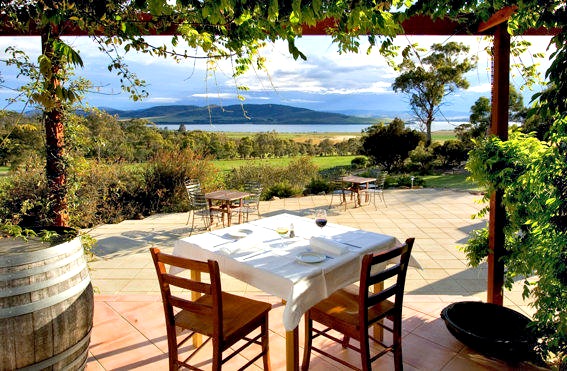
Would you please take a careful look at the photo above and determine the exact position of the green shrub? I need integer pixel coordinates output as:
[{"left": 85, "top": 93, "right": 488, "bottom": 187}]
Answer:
[
  {"left": 264, "top": 182, "right": 302, "bottom": 199},
  {"left": 319, "top": 165, "right": 351, "bottom": 180},
  {"left": 0, "top": 148, "right": 219, "bottom": 228},
  {"left": 350, "top": 156, "right": 368, "bottom": 169},
  {"left": 305, "top": 177, "right": 331, "bottom": 195},
  {"left": 0, "top": 163, "right": 50, "bottom": 226},
  {"left": 382, "top": 174, "right": 424, "bottom": 188},
  {"left": 225, "top": 156, "right": 318, "bottom": 199},
  {"left": 142, "top": 147, "right": 220, "bottom": 214}
]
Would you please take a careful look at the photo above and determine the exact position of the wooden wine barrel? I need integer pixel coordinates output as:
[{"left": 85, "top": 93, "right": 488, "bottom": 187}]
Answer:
[{"left": 0, "top": 235, "right": 94, "bottom": 370}]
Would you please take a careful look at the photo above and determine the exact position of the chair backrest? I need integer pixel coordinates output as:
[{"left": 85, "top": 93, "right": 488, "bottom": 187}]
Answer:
[
  {"left": 150, "top": 247, "right": 223, "bottom": 339},
  {"left": 244, "top": 181, "right": 263, "bottom": 203},
  {"left": 375, "top": 171, "right": 387, "bottom": 189},
  {"left": 193, "top": 192, "right": 209, "bottom": 211},
  {"left": 358, "top": 238, "right": 414, "bottom": 327},
  {"left": 184, "top": 179, "right": 202, "bottom": 203}
]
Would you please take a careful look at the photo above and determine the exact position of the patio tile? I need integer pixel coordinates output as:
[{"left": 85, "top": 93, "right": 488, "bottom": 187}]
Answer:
[
  {"left": 402, "top": 332, "right": 458, "bottom": 369},
  {"left": 411, "top": 316, "right": 465, "bottom": 352},
  {"left": 84, "top": 190, "right": 543, "bottom": 370}
]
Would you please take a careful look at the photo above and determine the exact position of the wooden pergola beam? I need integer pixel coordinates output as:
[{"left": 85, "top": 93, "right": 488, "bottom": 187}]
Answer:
[{"left": 1, "top": 11, "right": 558, "bottom": 37}]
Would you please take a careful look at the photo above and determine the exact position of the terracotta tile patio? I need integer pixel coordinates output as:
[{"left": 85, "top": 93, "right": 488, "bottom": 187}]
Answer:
[{"left": 85, "top": 190, "right": 544, "bottom": 370}]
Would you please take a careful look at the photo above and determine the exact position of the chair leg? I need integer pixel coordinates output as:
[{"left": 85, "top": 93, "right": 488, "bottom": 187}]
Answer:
[
  {"left": 393, "top": 317, "right": 403, "bottom": 371},
  {"left": 361, "top": 328, "right": 372, "bottom": 371},
  {"left": 212, "top": 338, "right": 222, "bottom": 371},
  {"left": 189, "top": 211, "right": 197, "bottom": 236},
  {"left": 167, "top": 328, "right": 179, "bottom": 371},
  {"left": 186, "top": 209, "right": 193, "bottom": 225},
  {"left": 262, "top": 316, "right": 271, "bottom": 371},
  {"left": 301, "top": 316, "right": 313, "bottom": 371},
  {"left": 379, "top": 191, "right": 386, "bottom": 207},
  {"left": 371, "top": 191, "right": 378, "bottom": 210}
]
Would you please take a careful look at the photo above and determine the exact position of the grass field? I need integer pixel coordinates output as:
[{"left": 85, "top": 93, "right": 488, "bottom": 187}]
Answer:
[
  {"left": 213, "top": 155, "right": 358, "bottom": 172},
  {"left": 431, "top": 130, "right": 457, "bottom": 142},
  {"left": 422, "top": 173, "right": 482, "bottom": 192}
]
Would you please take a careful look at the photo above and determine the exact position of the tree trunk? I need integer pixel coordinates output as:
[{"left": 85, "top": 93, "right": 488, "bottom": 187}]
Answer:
[
  {"left": 42, "top": 32, "right": 69, "bottom": 227},
  {"left": 425, "top": 112, "right": 434, "bottom": 147}
]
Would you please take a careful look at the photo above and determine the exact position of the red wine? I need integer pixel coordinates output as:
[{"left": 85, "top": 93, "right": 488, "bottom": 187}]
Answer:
[{"left": 315, "top": 219, "right": 327, "bottom": 228}]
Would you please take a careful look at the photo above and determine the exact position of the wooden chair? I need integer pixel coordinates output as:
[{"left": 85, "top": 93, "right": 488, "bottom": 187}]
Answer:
[
  {"left": 150, "top": 248, "right": 272, "bottom": 370},
  {"left": 301, "top": 238, "right": 415, "bottom": 371}
]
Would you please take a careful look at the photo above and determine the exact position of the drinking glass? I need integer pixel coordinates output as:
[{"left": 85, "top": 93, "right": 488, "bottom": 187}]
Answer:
[
  {"left": 275, "top": 226, "right": 289, "bottom": 247},
  {"left": 314, "top": 209, "right": 327, "bottom": 235}
]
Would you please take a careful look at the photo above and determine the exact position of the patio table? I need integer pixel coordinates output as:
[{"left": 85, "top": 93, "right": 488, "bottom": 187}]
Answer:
[
  {"left": 340, "top": 175, "right": 377, "bottom": 207},
  {"left": 205, "top": 189, "right": 250, "bottom": 226},
  {"left": 172, "top": 213, "right": 419, "bottom": 370}
]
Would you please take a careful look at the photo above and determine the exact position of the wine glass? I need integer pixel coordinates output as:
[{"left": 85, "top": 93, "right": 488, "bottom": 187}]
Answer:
[
  {"left": 314, "top": 209, "right": 328, "bottom": 235},
  {"left": 275, "top": 226, "right": 289, "bottom": 247}
]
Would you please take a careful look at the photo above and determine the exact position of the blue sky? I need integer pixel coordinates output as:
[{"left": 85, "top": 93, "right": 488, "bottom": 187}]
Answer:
[{"left": 0, "top": 34, "right": 554, "bottom": 123}]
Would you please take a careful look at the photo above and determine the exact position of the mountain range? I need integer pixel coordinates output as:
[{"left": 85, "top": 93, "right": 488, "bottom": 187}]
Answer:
[
  {"left": 100, "top": 104, "right": 471, "bottom": 129},
  {"left": 102, "top": 104, "right": 386, "bottom": 126}
]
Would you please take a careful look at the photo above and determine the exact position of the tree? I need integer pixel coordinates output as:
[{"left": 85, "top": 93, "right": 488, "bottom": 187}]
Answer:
[
  {"left": 1, "top": 0, "right": 403, "bottom": 226},
  {"left": 456, "top": 85, "right": 527, "bottom": 146},
  {"left": 361, "top": 118, "right": 423, "bottom": 171},
  {"left": 392, "top": 42, "right": 477, "bottom": 146}
]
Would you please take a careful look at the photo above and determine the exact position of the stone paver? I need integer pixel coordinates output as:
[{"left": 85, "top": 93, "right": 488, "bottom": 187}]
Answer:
[
  {"left": 86, "top": 189, "right": 543, "bottom": 370},
  {"left": 87, "top": 188, "right": 535, "bottom": 318}
]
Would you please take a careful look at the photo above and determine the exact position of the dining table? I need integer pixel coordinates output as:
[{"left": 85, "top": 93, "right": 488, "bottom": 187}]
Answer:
[
  {"left": 205, "top": 189, "right": 250, "bottom": 226},
  {"left": 171, "top": 213, "right": 420, "bottom": 370},
  {"left": 340, "top": 175, "right": 377, "bottom": 207}
]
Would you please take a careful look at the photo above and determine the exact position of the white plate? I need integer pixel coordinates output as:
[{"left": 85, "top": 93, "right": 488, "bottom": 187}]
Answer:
[
  {"left": 296, "top": 252, "right": 326, "bottom": 264},
  {"left": 227, "top": 229, "right": 253, "bottom": 239}
]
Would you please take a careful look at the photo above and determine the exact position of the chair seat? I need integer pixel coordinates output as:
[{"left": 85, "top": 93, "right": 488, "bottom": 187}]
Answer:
[
  {"left": 331, "top": 188, "right": 352, "bottom": 194},
  {"left": 233, "top": 205, "right": 257, "bottom": 213},
  {"left": 193, "top": 208, "right": 222, "bottom": 217},
  {"left": 176, "top": 292, "right": 271, "bottom": 345},
  {"left": 309, "top": 289, "right": 395, "bottom": 339}
]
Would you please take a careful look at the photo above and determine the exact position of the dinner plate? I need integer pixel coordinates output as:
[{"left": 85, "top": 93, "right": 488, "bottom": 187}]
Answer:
[
  {"left": 296, "top": 252, "right": 326, "bottom": 264},
  {"left": 227, "top": 229, "right": 253, "bottom": 239}
]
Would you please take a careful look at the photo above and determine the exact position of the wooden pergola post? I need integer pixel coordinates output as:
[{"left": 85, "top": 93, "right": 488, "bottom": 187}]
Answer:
[{"left": 485, "top": 22, "right": 511, "bottom": 305}]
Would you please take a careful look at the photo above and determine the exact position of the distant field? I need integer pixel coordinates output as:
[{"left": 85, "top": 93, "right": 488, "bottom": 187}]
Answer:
[
  {"left": 431, "top": 130, "right": 456, "bottom": 142},
  {"left": 0, "top": 166, "right": 8, "bottom": 175},
  {"left": 223, "top": 130, "right": 454, "bottom": 144},
  {"left": 213, "top": 155, "right": 358, "bottom": 172},
  {"left": 222, "top": 132, "right": 361, "bottom": 144}
]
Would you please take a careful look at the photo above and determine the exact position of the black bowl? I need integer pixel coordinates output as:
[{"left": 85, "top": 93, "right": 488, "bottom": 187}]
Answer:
[{"left": 440, "top": 301, "right": 535, "bottom": 361}]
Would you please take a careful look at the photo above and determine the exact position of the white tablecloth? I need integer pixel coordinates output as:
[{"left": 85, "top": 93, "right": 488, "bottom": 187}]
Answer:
[{"left": 172, "top": 213, "right": 416, "bottom": 331}]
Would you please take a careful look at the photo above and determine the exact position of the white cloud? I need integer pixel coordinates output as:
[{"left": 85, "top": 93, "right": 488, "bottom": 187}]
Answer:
[
  {"left": 192, "top": 93, "right": 238, "bottom": 99},
  {"left": 147, "top": 97, "right": 181, "bottom": 103},
  {"left": 468, "top": 83, "right": 492, "bottom": 93}
]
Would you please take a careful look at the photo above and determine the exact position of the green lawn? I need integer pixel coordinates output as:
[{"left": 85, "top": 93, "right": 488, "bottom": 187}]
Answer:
[
  {"left": 213, "top": 155, "right": 358, "bottom": 172},
  {"left": 431, "top": 130, "right": 457, "bottom": 142},
  {"left": 422, "top": 173, "right": 482, "bottom": 192}
]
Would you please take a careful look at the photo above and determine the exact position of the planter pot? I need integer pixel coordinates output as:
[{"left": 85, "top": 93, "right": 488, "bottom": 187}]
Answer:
[
  {"left": 0, "top": 234, "right": 94, "bottom": 370},
  {"left": 441, "top": 301, "right": 535, "bottom": 362}
]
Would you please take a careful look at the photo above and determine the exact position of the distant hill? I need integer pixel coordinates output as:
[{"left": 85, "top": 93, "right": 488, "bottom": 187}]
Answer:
[{"left": 102, "top": 104, "right": 372, "bottom": 126}]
